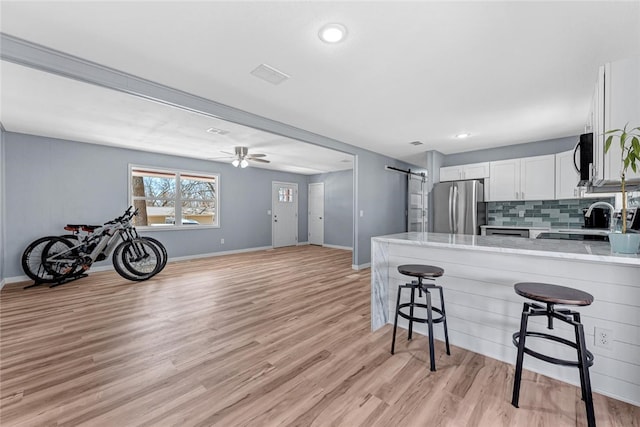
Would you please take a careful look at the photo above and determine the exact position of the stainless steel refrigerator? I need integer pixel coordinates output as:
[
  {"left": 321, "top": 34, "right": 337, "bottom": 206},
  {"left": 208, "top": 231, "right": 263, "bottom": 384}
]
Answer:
[{"left": 432, "top": 180, "right": 486, "bottom": 234}]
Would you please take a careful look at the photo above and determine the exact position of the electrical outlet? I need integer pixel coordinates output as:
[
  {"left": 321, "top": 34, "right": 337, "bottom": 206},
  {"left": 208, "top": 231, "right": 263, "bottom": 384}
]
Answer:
[
  {"left": 594, "top": 327, "right": 613, "bottom": 349},
  {"left": 519, "top": 210, "right": 525, "bottom": 218},
  {"left": 220, "top": 238, "right": 224, "bottom": 244}
]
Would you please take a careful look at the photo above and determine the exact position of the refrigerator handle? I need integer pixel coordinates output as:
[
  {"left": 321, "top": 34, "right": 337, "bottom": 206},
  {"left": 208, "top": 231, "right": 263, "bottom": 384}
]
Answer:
[
  {"left": 448, "top": 185, "right": 454, "bottom": 233},
  {"left": 452, "top": 184, "right": 458, "bottom": 234}
]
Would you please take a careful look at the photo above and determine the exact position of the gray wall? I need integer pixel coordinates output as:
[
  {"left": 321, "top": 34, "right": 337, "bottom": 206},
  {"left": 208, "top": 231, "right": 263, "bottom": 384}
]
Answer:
[
  {"left": 309, "top": 169, "right": 354, "bottom": 248},
  {"left": 1, "top": 128, "right": 5, "bottom": 283},
  {"left": 3, "top": 132, "right": 310, "bottom": 278},
  {"left": 441, "top": 135, "right": 578, "bottom": 166}
]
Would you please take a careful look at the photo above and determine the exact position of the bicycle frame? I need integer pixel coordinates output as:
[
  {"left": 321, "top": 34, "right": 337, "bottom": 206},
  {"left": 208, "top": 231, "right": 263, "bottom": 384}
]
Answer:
[{"left": 45, "top": 212, "right": 137, "bottom": 269}]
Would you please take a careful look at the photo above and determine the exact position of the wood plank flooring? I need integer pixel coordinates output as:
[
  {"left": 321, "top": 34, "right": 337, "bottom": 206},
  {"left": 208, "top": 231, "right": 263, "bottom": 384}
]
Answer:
[{"left": 1, "top": 245, "right": 638, "bottom": 426}]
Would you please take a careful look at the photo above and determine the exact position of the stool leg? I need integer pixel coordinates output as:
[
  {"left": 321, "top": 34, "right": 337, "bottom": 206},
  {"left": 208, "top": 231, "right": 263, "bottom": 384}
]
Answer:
[
  {"left": 425, "top": 289, "right": 436, "bottom": 371},
  {"left": 408, "top": 285, "right": 416, "bottom": 340},
  {"left": 437, "top": 286, "right": 451, "bottom": 356},
  {"left": 390, "top": 285, "right": 402, "bottom": 355},
  {"left": 575, "top": 323, "right": 596, "bottom": 427},
  {"left": 512, "top": 304, "right": 530, "bottom": 408},
  {"left": 571, "top": 311, "right": 587, "bottom": 402}
]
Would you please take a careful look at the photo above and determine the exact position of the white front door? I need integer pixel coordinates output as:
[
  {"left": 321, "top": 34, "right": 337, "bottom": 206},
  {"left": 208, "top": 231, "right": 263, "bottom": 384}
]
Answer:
[
  {"left": 308, "top": 182, "right": 324, "bottom": 245},
  {"left": 272, "top": 182, "right": 298, "bottom": 248}
]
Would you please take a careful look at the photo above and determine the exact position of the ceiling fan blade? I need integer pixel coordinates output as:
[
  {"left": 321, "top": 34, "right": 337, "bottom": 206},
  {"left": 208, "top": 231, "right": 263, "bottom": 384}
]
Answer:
[
  {"left": 220, "top": 150, "right": 235, "bottom": 155},
  {"left": 208, "top": 155, "right": 235, "bottom": 160},
  {"left": 249, "top": 158, "right": 270, "bottom": 163},
  {"left": 248, "top": 153, "right": 267, "bottom": 158}
]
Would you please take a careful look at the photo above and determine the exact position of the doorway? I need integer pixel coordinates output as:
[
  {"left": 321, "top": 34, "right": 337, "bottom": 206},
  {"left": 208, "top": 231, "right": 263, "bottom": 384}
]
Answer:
[
  {"left": 308, "top": 182, "right": 324, "bottom": 245},
  {"left": 272, "top": 181, "right": 298, "bottom": 248}
]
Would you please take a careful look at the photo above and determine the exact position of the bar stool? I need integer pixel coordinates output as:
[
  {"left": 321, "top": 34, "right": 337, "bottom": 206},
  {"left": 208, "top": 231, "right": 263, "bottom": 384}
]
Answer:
[
  {"left": 390, "top": 264, "right": 450, "bottom": 371},
  {"left": 511, "top": 282, "right": 595, "bottom": 427}
]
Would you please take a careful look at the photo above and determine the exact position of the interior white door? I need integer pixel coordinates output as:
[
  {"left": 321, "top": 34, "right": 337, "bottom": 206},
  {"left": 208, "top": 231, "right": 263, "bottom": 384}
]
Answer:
[
  {"left": 272, "top": 182, "right": 298, "bottom": 248},
  {"left": 308, "top": 182, "right": 324, "bottom": 245}
]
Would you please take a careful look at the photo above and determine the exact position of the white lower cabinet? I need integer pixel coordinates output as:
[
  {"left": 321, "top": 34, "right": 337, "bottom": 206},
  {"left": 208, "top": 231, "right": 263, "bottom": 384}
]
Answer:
[{"left": 488, "top": 154, "right": 555, "bottom": 201}]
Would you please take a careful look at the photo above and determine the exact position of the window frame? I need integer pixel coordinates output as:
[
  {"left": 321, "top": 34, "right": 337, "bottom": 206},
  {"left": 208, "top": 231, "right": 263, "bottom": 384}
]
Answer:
[{"left": 128, "top": 164, "right": 220, "bottom": 230}]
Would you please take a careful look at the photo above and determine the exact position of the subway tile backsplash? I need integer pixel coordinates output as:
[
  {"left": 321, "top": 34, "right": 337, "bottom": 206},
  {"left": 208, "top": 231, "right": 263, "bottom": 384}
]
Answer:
[{"left": 487, "top": 198, "right": 615, "bottom": 228}]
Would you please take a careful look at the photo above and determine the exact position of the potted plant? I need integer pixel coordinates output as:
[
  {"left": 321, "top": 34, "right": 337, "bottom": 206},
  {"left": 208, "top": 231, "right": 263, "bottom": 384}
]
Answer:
[{"left": 604, "top": 123, "right": 640, "bottom": 253}]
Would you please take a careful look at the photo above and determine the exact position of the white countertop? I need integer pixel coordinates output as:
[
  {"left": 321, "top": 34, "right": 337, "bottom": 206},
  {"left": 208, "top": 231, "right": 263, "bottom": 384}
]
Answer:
[{"left": 372, "top": 232, "right": 640, "bottom": 266}]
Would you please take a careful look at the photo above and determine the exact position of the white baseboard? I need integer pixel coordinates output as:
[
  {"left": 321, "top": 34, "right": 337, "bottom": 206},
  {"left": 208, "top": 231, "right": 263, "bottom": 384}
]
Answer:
[
  {"left": 323, "top": 244, "right": 353, "bottom": 251},
  {"left": 0, "top": 278, "right": 5, "bottom": 290},
  {"left": 297, "top": 241, "right": 309, "bottom": 246},
  {"left": 168, "top": 246, "right": 273, "bottom": 263},
  {"left": 352, "top": 262, "right": 371, "bottom": 270}
]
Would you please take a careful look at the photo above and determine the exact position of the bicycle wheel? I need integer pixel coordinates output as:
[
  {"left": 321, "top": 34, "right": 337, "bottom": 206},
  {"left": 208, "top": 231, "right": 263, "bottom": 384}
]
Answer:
[
  {"left": 112, "top": 239, "right": 161, "bottom": 281},
  {"left": 42, "top": 236, "right": 84, "bottom": 280},
  {"left": 140, "top": 237, "right": 167, "bottom": 273},
  {"left": 21, "top": 236, "right": 75, "bottom": 283}
]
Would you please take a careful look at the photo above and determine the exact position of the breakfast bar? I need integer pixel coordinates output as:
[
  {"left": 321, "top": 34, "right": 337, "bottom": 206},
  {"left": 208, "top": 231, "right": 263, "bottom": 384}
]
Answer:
[{"left": 371, "top": 232, "right": 640, "bottom": 406}]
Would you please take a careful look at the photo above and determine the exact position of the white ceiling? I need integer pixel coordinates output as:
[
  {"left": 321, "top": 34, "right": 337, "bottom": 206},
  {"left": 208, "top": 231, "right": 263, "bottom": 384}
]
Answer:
[
  {"left": 1, "top": 1, "right": 639, "bottom": 165},
  {"left": 0, "top": 61, "right": 354, "bottom": 174}
]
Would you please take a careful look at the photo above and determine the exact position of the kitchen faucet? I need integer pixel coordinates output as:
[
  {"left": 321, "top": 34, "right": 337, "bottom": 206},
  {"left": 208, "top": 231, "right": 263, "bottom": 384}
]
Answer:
[{"left": 585, "top": 201, "right": 616, "bottom": 231}]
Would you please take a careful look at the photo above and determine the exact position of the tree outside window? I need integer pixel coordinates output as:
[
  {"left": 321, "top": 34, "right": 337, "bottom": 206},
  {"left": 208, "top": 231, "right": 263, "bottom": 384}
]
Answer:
[{"left": 130, "top": 167, "right": 218, "bottom": 227}]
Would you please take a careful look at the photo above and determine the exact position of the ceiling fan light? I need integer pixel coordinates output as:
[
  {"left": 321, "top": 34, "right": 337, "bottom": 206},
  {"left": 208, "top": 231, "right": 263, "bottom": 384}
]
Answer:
[
  {"left": 232, "top": 159, "right": 240, "bottom": 167},
  {"left": 240, "top": 159, "right": 249, "bottom": 168}
]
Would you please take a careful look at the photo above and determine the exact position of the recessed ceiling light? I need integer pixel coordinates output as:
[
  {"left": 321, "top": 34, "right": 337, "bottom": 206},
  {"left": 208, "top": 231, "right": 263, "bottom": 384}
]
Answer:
[
  {"left": 409, "top": 141, "right": 423, "bottom": 146},
  {"left": 319, "top": 23, "right": 347, "bottom": 43},
  {"left": 455, "top": 133, "right": 471, "bottom": 139}
]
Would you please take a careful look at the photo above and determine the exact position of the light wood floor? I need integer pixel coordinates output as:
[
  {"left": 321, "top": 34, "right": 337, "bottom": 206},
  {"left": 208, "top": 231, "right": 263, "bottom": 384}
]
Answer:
[{"left": 1, "top": 245, "right": 637, "bottom": 426}]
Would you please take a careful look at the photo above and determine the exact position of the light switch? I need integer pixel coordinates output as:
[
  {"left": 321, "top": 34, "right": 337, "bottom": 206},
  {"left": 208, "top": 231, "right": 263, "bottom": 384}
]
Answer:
[
  {"left": 360, "top": 210, "right": 364, "bottom": 217},
  {"left": 267, "top": 210, "right": 271, "bottom": 215}
]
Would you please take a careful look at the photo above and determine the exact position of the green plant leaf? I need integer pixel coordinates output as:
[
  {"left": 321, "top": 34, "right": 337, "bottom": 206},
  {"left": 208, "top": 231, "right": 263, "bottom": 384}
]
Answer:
[
  {"left": 604, "top": 128, "right": 622, "bottom": 134},
  {"left": 605, "top": 135, "right": 613, "bottom": 153}
]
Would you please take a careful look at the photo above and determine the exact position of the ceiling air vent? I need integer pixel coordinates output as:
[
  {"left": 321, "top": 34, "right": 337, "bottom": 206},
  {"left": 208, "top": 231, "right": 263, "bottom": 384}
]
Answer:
[
  {"left": 409, "top": 141, "right": 423, "bottom": 146},
  {"left": 250, "top": 64, "right": 290, "bottom": 85}
]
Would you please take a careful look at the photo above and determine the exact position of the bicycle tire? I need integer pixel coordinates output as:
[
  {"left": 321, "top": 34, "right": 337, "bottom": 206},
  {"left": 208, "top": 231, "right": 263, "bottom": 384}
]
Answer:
[
  {"left": 112, "top": 239, "right": 161, "bottom": 281},
  {"left": 42, "top": 236, "right": 85, "bottom": 280},
  {"left": 21, "top": 236, "right": 74, "bottom": 283},
  {"left": 140, "top": 236, "right": 167, "bottom": 273}
]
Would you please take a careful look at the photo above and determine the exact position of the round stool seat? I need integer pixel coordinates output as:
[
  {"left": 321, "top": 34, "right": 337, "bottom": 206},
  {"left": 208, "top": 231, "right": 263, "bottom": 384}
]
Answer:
[
  {"left": 398, "top": 264, "right": 444, "bottom": 279},
  {"left": 514, "top": 282, "right": 593, "bottom": 306}
]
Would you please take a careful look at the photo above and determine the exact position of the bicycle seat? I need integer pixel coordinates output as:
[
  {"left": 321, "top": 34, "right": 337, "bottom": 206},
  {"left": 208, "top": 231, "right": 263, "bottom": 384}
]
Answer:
[
  {"left": 64, "top": 224, "right": 86, "bottom": 232},
  {"left": 82, "top": 225, "right": 102, "bottom": 232}
]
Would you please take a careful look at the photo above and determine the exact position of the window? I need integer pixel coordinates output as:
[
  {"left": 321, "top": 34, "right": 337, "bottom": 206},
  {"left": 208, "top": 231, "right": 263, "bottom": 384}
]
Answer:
[{"left": 130, "top": 166, "right": 219, "bottom": 228}]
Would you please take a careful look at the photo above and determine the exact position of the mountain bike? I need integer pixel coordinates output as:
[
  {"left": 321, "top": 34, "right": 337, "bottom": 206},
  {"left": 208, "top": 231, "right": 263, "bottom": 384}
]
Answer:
[{"left": 21, "top": 207, "right": 166, "bottom": 287}]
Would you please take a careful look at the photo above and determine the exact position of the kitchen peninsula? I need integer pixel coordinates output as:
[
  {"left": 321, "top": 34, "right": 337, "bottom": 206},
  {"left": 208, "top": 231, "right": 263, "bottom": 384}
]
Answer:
[{"left": 371, "top": 232, "right": 640, "bottom": 406}]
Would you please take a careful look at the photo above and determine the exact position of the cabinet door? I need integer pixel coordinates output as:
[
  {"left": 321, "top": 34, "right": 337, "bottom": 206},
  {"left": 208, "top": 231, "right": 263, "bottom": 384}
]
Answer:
[
  {"left": 604, "top": 56, "right": 640, "bottom": 183},
  {"left": 489, "top": 159, "right": 520, "bottom": 201},
  {"left": 555, "top": 150, "right": 580, "bottom": 199},
  {"left": 440, "top": 166, "right": 461, "bottom": 182},
  {"left": 462, "top": 162, "right": 490, "bottom": 180},
  {"left": 521, "top": 154, "right": 555, "bottom": 200}
]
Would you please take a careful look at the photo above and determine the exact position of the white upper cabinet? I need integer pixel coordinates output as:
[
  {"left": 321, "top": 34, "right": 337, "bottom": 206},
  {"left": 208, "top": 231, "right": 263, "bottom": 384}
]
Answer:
[
  {"left": 592, "top": 56, "right": 640, "bottom": 186},
  {"left": 489, "top": 159, "right": 520, "bottom": 201},
  {"left": 488, "top": 155, "right": 555, "bottom": 201},
  {"left": 555, "top": 150, "right": 581, "bottom": 199},
  {"left": 439, "top": 162, "right": 489, "bottom": 182}
]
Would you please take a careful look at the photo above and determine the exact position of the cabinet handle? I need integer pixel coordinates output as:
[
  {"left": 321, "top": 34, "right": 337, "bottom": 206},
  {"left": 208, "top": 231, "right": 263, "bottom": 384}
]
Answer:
[
  {"left": 522, "top": 191, "right": 525, "bottom": 200},
  {"left": 515, "top": 191, "right": 519, "bottom": 200}
]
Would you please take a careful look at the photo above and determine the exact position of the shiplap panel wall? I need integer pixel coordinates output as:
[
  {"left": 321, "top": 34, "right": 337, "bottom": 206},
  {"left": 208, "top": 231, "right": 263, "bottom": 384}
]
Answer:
[{"left": 379, "top": 243, "right": 640, "bottom": 406}]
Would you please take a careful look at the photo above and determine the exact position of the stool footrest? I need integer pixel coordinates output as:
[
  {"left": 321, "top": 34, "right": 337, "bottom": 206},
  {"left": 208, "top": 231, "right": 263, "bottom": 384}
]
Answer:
[
  {"left": 512, "top": 331, "right": 594, "bottom": 368},
  {"left": 397, "top": 303, "right": 445, "bottom": 324}
]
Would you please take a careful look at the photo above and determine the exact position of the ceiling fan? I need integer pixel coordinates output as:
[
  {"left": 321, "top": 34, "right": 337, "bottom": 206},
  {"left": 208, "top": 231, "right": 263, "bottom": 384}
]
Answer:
[{"left": 214, "top": 146, "right": 270, "bottom": 168}]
